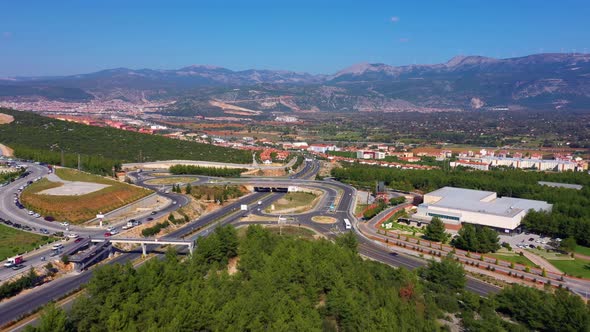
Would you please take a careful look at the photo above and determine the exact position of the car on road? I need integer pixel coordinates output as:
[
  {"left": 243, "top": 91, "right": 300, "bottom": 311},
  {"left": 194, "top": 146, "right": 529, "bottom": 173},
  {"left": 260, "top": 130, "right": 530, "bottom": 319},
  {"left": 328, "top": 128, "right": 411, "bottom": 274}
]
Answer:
[
  {"left": 529, "top": 244, "right": 536, "bottom": 249},
  {"left": 61, "top": 222, "right": 70, "bottom": 227},
  {"left": 34, "top": 213, "right": 41, "bottom": 218},
  {"left": 67, "top": 233, "right": 79, "bottom": 239},
  {"left": 44, "top": 216, "right": 55, "bottom": 222},
  {"left": 172, "top": 201, "right": 177, "bottom": 205},
  {"left": 74, "top": 238, "right": 82, "bottom": 243},
  {"left": 52, "top": 243, "right": 64, "bottom": 250},
  {"left": 27, "top": 210, "right": 34, "bottom": 215},
  {"left": 110, "top": 229, "right": 119, "bottom": 235},
  {"left": 11, "top": 264, "right": 26, "bottom": 271},
  {"left": 150, "top": 211, "right": 157, "bottom": 215},
  {"left": 528, "top": 238, "right": 534, "bottom": 241},
  {"left": 106, "top": 226, "right": 115, "bottom": 232},
  {"left": 40, "top": 228, "right": 49, "bottom": 234},
  {"left": 104, "top": 232, "right": 112, "bottom": 237}
]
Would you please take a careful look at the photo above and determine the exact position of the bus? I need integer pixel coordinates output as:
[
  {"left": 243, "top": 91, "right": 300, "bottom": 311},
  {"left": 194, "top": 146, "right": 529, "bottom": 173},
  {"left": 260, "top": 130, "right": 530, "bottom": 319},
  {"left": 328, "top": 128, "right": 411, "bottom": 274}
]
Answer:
[{"left": 343, "top": 219, "right": 352, "bottom": 230}]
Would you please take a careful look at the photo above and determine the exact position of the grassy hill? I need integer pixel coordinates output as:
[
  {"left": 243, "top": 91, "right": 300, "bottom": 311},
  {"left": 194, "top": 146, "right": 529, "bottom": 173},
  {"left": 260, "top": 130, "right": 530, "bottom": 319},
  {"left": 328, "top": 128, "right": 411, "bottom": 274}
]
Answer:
[{"left": 0, "top": 109, "right": 252, "bottom": 175}]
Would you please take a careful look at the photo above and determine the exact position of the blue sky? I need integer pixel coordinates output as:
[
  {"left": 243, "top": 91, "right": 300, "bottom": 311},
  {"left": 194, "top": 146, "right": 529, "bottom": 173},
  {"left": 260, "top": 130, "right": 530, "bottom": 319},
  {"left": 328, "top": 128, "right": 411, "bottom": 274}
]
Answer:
[{"left": 0, "top": 0, "right": 588, "bottom": 76}]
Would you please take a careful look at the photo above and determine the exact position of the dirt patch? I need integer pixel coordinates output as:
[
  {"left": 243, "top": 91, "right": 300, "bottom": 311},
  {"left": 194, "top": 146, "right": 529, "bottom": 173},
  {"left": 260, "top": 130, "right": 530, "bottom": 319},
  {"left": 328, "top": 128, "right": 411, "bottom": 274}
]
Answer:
[
  {"left": 40, "top": 173, "right": 110, "bottom": 196},
  {"left": 0, "top": 143, "right": 14, "bottom": 157},
  {"left": 227, "top": 256, "right": 240, "bottom": 275},
  {"left": 242, "top": 168, "right": 286, "bottom": 177},
  {"left": 266, "top": 191, "right": 321, "bottom": 215},
  {"left": 0, "top": 113, "right": 14, "bottom": 124},
  {"left": 311, "top": 216, "right": 337, "bottom": 224}
]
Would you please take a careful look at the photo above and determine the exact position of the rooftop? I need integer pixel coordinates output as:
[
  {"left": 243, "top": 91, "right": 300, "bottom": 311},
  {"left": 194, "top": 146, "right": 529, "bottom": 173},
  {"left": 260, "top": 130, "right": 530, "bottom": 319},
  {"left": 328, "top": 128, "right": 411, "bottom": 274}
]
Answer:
[{"left": 424, "top": 186, "right": 552, "bottom": 218}]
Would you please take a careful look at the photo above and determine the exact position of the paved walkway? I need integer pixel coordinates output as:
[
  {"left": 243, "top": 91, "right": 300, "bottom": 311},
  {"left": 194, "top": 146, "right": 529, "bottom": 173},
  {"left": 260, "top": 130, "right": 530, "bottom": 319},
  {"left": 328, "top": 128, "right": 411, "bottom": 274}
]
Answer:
[{"left": 509, "top": 249, "right": 561, "bottom": 274}]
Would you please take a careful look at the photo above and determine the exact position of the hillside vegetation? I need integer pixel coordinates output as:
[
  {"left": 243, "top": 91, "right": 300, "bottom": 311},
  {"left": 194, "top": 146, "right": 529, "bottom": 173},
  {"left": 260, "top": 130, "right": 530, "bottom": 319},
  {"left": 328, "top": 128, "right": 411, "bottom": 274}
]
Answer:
[
  {"left": 0, "top": 109, "right": 252, "bottom": 175},
  {"left": 27, "top": 225, "right": 590, "bottom": 331}
]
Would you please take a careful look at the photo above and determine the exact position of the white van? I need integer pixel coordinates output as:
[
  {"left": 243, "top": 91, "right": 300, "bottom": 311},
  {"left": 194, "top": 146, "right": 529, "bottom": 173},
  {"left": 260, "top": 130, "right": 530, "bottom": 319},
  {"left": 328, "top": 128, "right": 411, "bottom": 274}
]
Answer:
[{"left": 52, "top": 243, "right": 64, "bottom": 250}]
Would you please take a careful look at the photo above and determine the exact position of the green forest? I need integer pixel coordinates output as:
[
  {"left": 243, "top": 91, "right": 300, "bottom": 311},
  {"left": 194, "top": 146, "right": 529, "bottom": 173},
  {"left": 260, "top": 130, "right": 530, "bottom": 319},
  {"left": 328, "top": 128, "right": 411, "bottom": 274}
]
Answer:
[
  {"left": 332, "top": 164, "right": 590, "bottom": 246},
  {"left": 0, "top": 109, "right": 252, "bottom": 175},
  {"left": 27, "top": 225, "right": 590, "bottom": 331}
]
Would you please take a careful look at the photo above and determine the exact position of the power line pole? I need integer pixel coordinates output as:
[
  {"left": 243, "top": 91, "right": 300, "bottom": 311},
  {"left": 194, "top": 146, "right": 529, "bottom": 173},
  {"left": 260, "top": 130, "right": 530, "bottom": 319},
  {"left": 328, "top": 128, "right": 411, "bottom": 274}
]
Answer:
[{"left": 77, "top": 153, "right": 81, "bottom": 171}]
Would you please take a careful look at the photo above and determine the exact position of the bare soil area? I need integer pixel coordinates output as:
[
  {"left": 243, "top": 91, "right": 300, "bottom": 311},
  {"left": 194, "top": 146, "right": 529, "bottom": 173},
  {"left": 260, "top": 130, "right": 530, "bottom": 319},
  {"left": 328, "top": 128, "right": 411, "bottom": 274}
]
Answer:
[{"left": 0, "top": 113, "right": 14, "bottom": 124}]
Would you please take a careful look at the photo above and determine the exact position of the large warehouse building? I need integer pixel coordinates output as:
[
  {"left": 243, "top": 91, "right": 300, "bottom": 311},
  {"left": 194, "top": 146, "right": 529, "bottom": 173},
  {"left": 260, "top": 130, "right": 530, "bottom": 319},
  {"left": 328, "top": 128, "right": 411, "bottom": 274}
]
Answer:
[{"left": 415, "top": 187, "right": 552, "bottom": 232}]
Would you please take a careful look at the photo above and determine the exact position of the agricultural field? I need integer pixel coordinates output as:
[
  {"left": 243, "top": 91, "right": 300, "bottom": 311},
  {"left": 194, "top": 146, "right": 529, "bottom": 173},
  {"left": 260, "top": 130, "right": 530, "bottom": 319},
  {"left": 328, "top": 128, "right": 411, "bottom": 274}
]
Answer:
[
  {"left": 0, "top": 224, "right": 56, "bottom": 261},
  {"left": 21, "top": 168, "right": 151, "bottom": 223},
  {"left": 265, "top": 192, "right": 319, "bottom": 214}
]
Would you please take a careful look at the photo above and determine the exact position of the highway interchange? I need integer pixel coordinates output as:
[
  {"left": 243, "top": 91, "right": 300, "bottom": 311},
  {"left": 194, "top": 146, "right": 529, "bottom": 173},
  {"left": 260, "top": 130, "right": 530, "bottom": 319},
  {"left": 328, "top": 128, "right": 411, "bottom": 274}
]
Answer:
[{"left": 0, "top": 158, "right": 501, "bottom": 327}]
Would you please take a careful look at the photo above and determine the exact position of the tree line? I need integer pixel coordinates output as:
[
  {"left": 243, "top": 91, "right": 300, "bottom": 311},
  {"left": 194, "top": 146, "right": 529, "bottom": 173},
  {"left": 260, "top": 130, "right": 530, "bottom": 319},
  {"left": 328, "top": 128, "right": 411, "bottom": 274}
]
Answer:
[
  {"left": 332, "top": 164, "right": 590, "bottom": 246},
  {"left": 169, "top": 164, "right": 246, "bottom": 177}
]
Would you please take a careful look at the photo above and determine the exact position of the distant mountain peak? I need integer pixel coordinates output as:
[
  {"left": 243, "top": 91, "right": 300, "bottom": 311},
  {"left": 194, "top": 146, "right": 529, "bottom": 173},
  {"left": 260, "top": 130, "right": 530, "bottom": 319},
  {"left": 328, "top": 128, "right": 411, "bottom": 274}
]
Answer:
[
  {"left": 445, "top": 55, "right": 497, "bottom": 67},
  {"left": 179, "top": 64, "right": 225, "bottom": 71},
  {"left": 334, "top": 62, "right": 392, "bottom": 76}
]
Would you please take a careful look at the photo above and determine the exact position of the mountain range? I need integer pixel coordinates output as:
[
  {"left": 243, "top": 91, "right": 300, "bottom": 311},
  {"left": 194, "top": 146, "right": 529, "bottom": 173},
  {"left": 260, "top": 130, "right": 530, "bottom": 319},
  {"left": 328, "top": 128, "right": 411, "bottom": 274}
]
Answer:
[{"left": 1, "top": 53, "right": 590, "bottom": 113}]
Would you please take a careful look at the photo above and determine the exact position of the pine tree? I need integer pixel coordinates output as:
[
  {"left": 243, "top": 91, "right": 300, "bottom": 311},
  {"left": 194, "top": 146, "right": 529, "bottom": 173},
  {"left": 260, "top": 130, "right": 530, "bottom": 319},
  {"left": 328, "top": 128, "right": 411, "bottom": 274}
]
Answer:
[{"left": 424, "top": 217, "right": 449, "bottom": 243}]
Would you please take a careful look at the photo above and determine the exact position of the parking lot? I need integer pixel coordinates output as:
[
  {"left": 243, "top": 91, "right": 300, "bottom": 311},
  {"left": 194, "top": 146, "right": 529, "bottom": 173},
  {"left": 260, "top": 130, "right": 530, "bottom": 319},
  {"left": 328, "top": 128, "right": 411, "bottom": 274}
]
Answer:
[{"left": 499, "top": 232, "right": 557, "bottom": 250}]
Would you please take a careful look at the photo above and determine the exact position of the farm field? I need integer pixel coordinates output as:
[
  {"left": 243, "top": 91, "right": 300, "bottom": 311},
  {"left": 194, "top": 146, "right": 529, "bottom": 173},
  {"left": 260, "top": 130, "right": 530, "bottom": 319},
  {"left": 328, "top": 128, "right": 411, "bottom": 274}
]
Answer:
[
  {"left": 21, "top": 168, "right": 151, "bottom": 223},
  {"left": 0, "top": 224, "right": 56, "bottom": 261}
]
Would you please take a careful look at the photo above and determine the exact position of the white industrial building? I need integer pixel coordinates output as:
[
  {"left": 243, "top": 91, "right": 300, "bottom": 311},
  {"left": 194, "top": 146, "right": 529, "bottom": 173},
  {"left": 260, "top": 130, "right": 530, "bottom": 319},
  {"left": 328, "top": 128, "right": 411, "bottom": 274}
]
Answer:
[{"left": 415, "top": 187, "right": 552, "bottom": 232}]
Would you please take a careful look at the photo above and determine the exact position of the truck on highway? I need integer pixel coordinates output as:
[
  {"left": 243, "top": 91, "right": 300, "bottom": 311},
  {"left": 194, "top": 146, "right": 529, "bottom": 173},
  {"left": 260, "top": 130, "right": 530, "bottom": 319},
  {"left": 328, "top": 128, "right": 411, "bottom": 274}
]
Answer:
[{"left": 4, "top": 255, "right": 24, "bottom": 268}]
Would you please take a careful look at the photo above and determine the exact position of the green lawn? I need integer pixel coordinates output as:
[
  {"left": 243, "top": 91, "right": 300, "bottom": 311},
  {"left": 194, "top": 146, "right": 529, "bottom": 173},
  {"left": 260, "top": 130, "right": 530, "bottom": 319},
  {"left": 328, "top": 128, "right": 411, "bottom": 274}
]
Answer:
[
  {"left": 0, "top": 224, "right": 56, "bottom": 261},
  {"left": 486, "top": 252, "right": 538, "bottom": 268},
  {"left": 549, "top": 259, "right": 590, "bottom": 279},
  {"left": 574, "top": 245, "right": 590, "bottom": 258}
]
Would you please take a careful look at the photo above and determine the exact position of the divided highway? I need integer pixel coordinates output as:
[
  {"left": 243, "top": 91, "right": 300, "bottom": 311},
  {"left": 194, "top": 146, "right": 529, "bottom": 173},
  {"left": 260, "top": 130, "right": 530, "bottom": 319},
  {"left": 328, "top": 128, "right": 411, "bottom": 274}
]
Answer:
[{"left": 0, "top": 159, "right": 500, "bottom": 327}]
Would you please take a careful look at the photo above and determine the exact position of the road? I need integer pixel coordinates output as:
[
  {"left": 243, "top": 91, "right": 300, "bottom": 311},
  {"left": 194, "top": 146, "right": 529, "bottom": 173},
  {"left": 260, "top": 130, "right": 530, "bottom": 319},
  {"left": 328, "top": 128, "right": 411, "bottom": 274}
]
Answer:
[{"left": 0, "top": 159, "right": 500, "bottom": 327}]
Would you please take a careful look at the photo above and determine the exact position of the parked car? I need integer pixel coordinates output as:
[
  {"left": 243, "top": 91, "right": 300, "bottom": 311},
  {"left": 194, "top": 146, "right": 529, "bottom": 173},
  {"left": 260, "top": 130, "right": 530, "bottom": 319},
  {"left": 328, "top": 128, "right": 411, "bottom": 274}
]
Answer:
[{"left": 44, "top": 216, "right": 55, "bottom": 222}]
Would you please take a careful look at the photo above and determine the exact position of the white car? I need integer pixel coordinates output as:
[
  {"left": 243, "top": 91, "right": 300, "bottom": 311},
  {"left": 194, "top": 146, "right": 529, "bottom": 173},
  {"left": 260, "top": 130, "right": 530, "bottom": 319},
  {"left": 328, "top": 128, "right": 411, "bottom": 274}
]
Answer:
[
  {"left": 61, "top": 222, "right": 70, "bottom": 227},
  {"left": 34, "top": 213, "right": 41, "bottom": 218},
  {"left": 106, "top": 226, "right": 115, "bottom": 232},
  {"left": 110, "top": 229, "right": 119, "bottom": 235},
  {"left": 67, "top": 233, "right": 79, "bottom": 238},
  {"left": 28, "top": 210, "right": 34, "bottom": 215}
]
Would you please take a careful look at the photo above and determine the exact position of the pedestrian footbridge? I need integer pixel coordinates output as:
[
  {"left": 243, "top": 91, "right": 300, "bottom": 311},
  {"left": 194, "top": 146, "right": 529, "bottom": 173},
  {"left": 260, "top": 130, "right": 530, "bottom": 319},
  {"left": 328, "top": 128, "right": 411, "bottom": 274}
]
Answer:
[{"left": 90, "top": 237, "right": 194, "bottom": 256}]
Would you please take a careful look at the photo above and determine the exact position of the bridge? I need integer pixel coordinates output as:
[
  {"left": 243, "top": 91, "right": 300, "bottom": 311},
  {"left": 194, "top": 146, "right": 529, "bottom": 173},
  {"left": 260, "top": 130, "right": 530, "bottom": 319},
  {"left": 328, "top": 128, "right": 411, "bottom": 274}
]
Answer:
[
  {"left": 91, "top": 237, "right": 194, "bottom": 256},
  {"left": 253, "top": 186, "right": 289, "bottom": 193}
]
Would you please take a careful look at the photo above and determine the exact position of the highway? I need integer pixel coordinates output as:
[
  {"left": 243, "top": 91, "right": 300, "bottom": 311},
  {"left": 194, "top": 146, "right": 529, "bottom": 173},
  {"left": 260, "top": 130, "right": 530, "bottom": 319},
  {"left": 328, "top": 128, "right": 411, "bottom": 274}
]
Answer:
[{"left": 0, "top": 159, "right": 501, "bottom": 327}]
